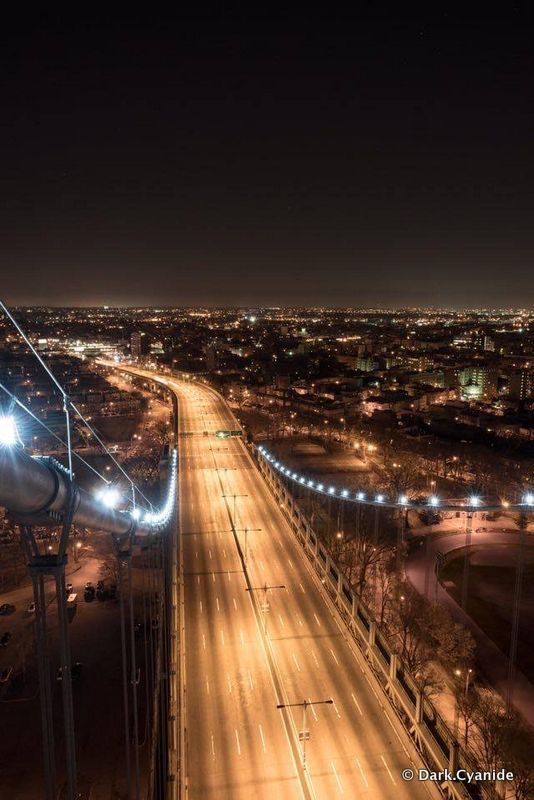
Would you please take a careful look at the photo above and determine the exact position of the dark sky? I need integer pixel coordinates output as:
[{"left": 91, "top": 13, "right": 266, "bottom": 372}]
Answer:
[{"left": 1, "top": 8, "right": 533, "bottom": 308}]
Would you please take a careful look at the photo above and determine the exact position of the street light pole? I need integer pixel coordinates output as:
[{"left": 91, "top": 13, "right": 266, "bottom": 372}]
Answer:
[
  {"left": 221, "top": 493, "right": 248, "bottom": 529},
  {"left": 236, "top": 527, "right": 261, "bottom": 566},
  {"left": 277, "top": 699, "right": 334, "bottom": 770},
  {"left": 246, "top": 583, "right": 285, "bottom": 636}
]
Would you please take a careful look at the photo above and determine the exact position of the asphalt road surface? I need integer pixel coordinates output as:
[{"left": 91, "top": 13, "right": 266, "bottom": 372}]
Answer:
[{"left": 129, "top": 371, "right": 439, "bottom": 800}]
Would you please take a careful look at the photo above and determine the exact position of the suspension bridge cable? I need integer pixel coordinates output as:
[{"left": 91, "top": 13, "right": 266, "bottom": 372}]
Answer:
[
  {"left": 0, "top": 301, "right": 154, "bottom": 511},
  {"left": 0, "top": 380, "right": 112, "bottom": 487}
]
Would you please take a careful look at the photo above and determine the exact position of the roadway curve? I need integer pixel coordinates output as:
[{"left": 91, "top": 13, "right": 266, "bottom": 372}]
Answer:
[
  {"left": 406, "top": 529, "right": 534, "bottom": 727},
  {"left": 122, "top": 369, "right": 440, "bottom": 800}
]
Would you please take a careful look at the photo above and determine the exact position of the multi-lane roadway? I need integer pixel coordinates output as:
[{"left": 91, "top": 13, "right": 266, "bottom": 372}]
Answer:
[{"left": 168, "top": 375, "right": 438, "bottom": 800}]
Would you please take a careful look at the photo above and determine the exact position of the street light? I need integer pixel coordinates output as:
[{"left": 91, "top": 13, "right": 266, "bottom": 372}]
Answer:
[
  {"left": 277, "top": 699, "right": 334, "bottom": 770},
  {"left": 236, "top": 527, "right": 261, "bottom": 565},
  {"left": 0, "top": 415, "right": 19, "bottom": 446},
  {"left": 222, "top": 493, "right": 248, "bottom": 528},
  {"left": 246, "top": 583, "right": 285, "bottom": 635}
]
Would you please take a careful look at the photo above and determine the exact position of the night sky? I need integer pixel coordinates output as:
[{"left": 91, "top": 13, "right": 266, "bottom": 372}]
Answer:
[{"left": 1, "top": 9, "right": 533, "bottom": 308}]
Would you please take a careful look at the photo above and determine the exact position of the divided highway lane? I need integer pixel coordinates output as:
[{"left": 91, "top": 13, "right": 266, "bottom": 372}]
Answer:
[
  {"left": 174, "top": 379, "right": 438, "bottom": 800},
  {"left": 178, "top": 385, "right": 303, "bottom": 799}
]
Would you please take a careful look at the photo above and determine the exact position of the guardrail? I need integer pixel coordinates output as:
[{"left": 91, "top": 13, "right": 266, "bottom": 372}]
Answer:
[{"left": 256, "top": 447, "right": 501, "bottom": 800}]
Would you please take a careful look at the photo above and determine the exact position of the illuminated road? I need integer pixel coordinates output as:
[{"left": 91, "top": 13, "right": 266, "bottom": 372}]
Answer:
[{"left": 115, "top": 366, "right": 439, "bottom": 799}]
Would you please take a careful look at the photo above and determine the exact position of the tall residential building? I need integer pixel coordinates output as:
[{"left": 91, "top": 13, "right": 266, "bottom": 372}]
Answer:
[
  {"left": 130, "top": 331, "right": 149, "bottom": 360},
  {"left": 509, "top": 369, "right": 532, "bottom": 400}
]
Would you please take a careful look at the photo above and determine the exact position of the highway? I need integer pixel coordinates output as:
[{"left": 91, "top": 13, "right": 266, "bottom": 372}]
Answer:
[{"left": 121, "top": 368, "right": 439, "bottom": 799}]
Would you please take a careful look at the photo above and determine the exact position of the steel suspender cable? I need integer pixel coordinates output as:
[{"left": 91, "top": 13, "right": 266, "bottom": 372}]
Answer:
[
  {"left": 0, "top": 380, "right": 112, "bottom": 487},
  {"left": 0, "top": 301, "right": 154, "bottom": 511}
]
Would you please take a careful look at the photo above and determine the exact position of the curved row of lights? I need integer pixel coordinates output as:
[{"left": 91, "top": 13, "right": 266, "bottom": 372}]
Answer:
[
  {"left": 97, "top": 449, "right": 178, "bottom": 530},
  {"left": 257, "top": 446, "right": 534, "bottom": 512}
]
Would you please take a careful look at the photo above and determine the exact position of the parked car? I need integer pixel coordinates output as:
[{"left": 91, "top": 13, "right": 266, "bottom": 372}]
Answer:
[
  {"left": 84, "top": 582, "right": 95, "bottom": 601},
  {"left": 65, "top": 583, "right": 73, "bottom": 594},
  {"left": 0, "top": 666, "right": 13, "bottom": 684},
  {"left": 27, "top": 602, "right": 35, "bottom": 614},
  {"left": 0, "top": 632, "right": 12, "bottom": 647},
  {"left": 0, "top": 603, "right": 14, "bottom": 615},
  {"left": 57, "top": 662, "right": 82, "bottom": 682}
]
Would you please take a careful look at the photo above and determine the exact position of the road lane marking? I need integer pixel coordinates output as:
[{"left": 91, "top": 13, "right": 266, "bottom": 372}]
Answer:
[
  {"left": 355, "top": 758, "right": 368, "bottom": 787},
  {"left": 240, "top": 629, "right": 245, "bottom": 646},
  {"left": 220, "top": 629, "right": 225, "bottom": 646},
  {"left": 299, "top": 582, "right": 306, "bottom": 593},
  {"left": 287, "top": 558, "right": 294, "bottom": 569},
  {"left": 199, "top": 600, "right": 203, "bottom": 614},
  {"left": 227, "top": 677, "right": 232, "bottom": 694},
  {"left": 260, "top": 560, "right": 266, "bottom": 571},
  {"left": 211, "top": 734, "right": 215, "bottom": 757},
  {"left": 292, "top": 653, "right": 301, "bottom": 672},
  {"left": 277, "top": 538, "right": 283, "bottom": 547},
  {"left": 222, "top": 548, "right": 227, "bottom": 558},
  {"left": 312, "top": 650, "right": 320, "bottom": 668},
  {"left": 248, "top": 670, "right": 254, "bottom": 690},
  {"left": 331, "top": 762, "right": 344, "bottom": 793},
  {"left": 197, "top": 575, "right": 200, "bottom": 584},
  {"left": 308, "top": 699, "right": 318, "bottom": 722},
  {"left": 235, "top": 729, "right": 241, "bottom": 756},
  {"left": 233, "top": 598, "right": 238, "bottom": 611},
  {"left": 209, "top": 549, "right": 213, "bottom": 559},
  {"left": 227, "top": 570, "right": 232, "bottom": 581},
  {"left": 212, "top": 572, "right": 215, "bottom": 582},
  {"left": 329, "top": 648, "right": 340, "bottom": 666},
  {"left": 278, "top": 613, "right": 285, "bottom": 628},
  {"left": 259, "top": 724, "right": 266, "bottom": 752},
  {"left": 195, "top": 551, "right": 199, "bottom": 559},
  {"left": 351, "top": 692, "right": 363, "bottom": 715},
  {"left": 313, "top": 613, "right": 321, "bottom": 627},
  {"left": 206, "top": 678, "right": 210, "bottom": 695},
  {"left": 332, "top": 700, "right": 341, "bottom": 718},
  {"left": 216, "top": 597, "right": 220, "bottom": 611},
  {"left": 295, "top": 614, "right": 303, "bottom": 627},
  {"left": 381, "top": 755, "right": 397, "bottom": 785},
  {"left": 202, "top": 634, "right": 206, "bottom": 651}
]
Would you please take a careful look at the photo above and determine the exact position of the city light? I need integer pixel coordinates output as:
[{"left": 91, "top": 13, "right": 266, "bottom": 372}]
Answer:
[
  {"left": 399, "top": 495, "right": 408, "bottom": 505},
  {"left": 99, "top": 487, "right": 120, "bottom": 509},
  {"left": 0, "top": 415, "right": 19, "bottom": 447},
  {"left": 429, "top": 495, "right": 440, "bottom": 507},
  {"left": 469, "top": 496, "right": 480, "bottom": 507},
  {"left": 524, "top": 493, "right": 534, "bottom": 506}
]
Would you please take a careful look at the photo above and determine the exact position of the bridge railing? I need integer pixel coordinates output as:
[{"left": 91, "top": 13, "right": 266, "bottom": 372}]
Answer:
[{"left": 256, "top": 447, "right": 501, "bottom": 800}]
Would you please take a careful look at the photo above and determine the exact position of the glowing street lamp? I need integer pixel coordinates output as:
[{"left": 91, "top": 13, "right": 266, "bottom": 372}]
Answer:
[
  {"left": 99, "top": 487, "right": 120, "bottom": 509},
  {"left": 0, "top": 415, "right": 19, "bottom": 446}
]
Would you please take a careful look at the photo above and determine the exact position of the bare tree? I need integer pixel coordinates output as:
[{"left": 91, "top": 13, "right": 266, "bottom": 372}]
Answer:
[{"left": 472, "top": 689, "right": 508, "bottom": 773}]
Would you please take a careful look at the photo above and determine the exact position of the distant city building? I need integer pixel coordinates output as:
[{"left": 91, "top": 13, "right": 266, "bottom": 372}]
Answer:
[
  {"left": 131, "top": 331, "right": 150, "bottom": 360},
  {"left": 509, "top": 369, "right": 532, "bottom": 400},
  {"left": 459, "top": 366, "right": 499, "bottom": 399}
]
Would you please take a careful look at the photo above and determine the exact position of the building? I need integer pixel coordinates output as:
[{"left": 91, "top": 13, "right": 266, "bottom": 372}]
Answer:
[
  {"left": 509, "top": 369, "right": 532, "bottom": 400},
  {"left": 458, "top": 366, "right": 499, "bottom": 400},
  {"left": 130, "top": 331, "right": 150, "bottom": 361}
]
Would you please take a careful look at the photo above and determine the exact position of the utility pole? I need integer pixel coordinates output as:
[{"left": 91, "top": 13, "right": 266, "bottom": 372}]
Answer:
[
  {"left": 277, "top": 699, "right": 334, "bottom": 770},
  {"left": 246, "top": 583, "right": 285, "bottom": 636}
]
